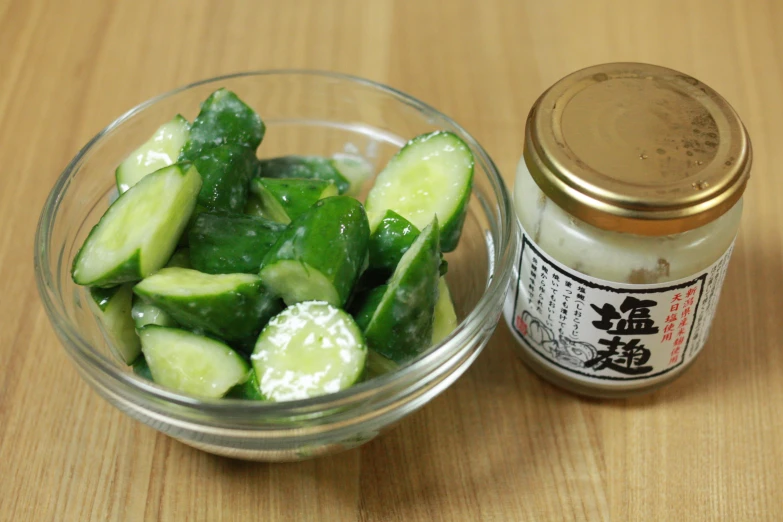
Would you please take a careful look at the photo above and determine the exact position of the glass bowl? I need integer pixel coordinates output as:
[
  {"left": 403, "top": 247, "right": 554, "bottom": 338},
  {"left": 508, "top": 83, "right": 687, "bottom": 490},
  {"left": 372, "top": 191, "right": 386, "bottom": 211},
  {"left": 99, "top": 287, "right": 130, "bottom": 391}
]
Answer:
[{"left": 34, "top": 71, "right": 518, "bottom": 461}]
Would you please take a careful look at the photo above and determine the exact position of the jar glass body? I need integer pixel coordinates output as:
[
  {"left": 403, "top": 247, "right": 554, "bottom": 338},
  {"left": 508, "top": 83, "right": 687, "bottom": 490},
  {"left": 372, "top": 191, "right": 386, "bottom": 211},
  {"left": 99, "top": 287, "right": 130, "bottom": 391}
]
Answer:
[{"left": 506, "top": 157, "right": 743, "bottom": 398}]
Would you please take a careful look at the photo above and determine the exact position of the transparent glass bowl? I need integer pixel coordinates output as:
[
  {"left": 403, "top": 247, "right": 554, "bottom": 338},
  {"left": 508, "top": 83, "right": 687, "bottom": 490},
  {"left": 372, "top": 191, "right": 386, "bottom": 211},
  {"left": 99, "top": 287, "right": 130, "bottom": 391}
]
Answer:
[{"left": 34, "top": 71, "right": 518, "bottom": 461}]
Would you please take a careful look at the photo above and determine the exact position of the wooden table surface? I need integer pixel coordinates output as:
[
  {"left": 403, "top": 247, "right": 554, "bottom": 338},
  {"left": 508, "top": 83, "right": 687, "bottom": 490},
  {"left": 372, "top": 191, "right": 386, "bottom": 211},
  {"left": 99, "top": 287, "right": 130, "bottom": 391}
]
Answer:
[{"left": 2, "top": 0, "right": 782, "bottom": 520}]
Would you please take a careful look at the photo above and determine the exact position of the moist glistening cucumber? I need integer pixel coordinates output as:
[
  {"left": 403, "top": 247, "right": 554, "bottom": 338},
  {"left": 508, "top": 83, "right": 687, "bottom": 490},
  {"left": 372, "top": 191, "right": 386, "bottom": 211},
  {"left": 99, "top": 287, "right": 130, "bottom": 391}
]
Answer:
[
  {"left": 72, "top": 163, "right": 202, "bottom": 287},
  {"left": 249, "top": 177, "right": 338, "bottom": 224},
  {"left": 251, "top": 301, "right": 367, "bottom": 401},
  {"left": 180, "top": 88, "right": 265, "bottom": 160},
  {"left": 115, "top": 115, "right": 190, "bottom": 194},
  {"left": 256, "top": 155, "right": 365, "bottom": 195},
  {"left": 190, "top": 144, "right": 257, "bottom": 212},
  {"left": 139, "top": 325, "right": 250, "bottom": 398},
  {"left": 365, "top": 131, "right": 473, "bottom": 252},
  {"left": 188, "top": 212, "right": 286, "bottom": 274},
  {"left": 362, "top": 219, "right": 441, "bottom": 362},
  {"left": 134, "top": 267, "right": 282, "bottom": 341},
  {"left": 88, "top": 284, "right": 141, "bottom": 364},
  {"left": 259, "top": 196, "right": 370, "bottom": 307}
]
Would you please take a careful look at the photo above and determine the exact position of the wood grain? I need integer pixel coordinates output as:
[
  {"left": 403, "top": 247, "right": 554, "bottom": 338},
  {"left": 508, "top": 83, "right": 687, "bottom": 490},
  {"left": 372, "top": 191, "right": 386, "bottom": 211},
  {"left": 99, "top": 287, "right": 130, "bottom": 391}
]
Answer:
[{"left": 1, "top": 0, "right": 782, "bottom": 520}]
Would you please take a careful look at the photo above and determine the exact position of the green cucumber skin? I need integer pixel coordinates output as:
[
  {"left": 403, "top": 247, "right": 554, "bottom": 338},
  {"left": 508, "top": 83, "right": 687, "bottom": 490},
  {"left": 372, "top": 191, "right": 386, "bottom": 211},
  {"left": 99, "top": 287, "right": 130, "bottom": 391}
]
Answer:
[
  {"left": 188, "top": 212, "right": 286, "bottom": 274},
  {"left": 191, "top": 144, "right": 256, "bottom": 212},
  {"left": 350, "top": 285, "right": 388, "bottom": 331},
  {"left": 259, "top": 196, "right": 370, "bottom": 307},
  {"left": 367, "top": 209, "right": 448, "bottom": 278},
  {"left": 72, "top": 163, "right": 202, "bottom": 287},
  {"left": 133, "top": 269, "right": 282, "bottom": 342},
  {"left": 364, "top": 220, "right": 441, "bottom": 363},
  {"left": 225, "top": 372, "right": 265, "bottom": 400},
  {"left": 368, "top": 210, "right": 420, "bottom": 273},
  {"left": 256, "top": 156, "right": 351, "bottom": 195},
  {"left": 362, "top": 350, "right": 398, "bottom": 381},
  {"left": 250, "top": 177, "right": 338, "bottom": 223},
  {"left": 180, "top": 89, "right": 265, "bottom": 160},
  {"left": 89, "top": 286, "right": 121, "bottom": 311},
  {"left": 132, "top": 356, "right": 154, "bottom": 381}
]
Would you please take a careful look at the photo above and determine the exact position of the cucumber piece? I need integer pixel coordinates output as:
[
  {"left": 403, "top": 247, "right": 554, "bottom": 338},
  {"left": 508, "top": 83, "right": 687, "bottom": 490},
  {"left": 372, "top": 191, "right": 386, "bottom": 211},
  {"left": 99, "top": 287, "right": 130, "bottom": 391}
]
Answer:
[
  {"left": 259, "top": 196, "right": 370, "bottom": 307},
  {"left": 188, "top": 212, "right": 286, "bottom": 274},
  {"left": 132, "top": 355, "right": 154, "bottom": 381},
  {"left": 225, "top": 372, "right": 265, "bottom": 400},
  {"left": 431, "top": 277, "right": 458, "bottom": 345},
  {"left": 350, "top": 284, "right": 387, "bottom": 331},
  {"left": 139, "top": 326, "right": 250, "bottom": 398},
  {"left": 115, "top": 115, "right": 190, "bottom": 194},
  {"left": 166, "top": 248, "right": 192, "bottom": 269},
  {"left": 249, "top": 177, "right": 338, "bottom": 224},
  {"left": 72, "top": 163, "right": 202, "bottom": 287},
  {"left": 250, "top": 301, "right": 367, "bottom": 401},
  {"left": 88, "top": 284, "right": 141, "bottom": 364},
  {"left": 363, "top": 350, "right": 398, "bottom": 380},
  {"left": 134, "top": 267, "right": 282, "bottom": 342},
  {"left": 365, "top": 131, "right": 474, "bottom": 252},
  {"left": 367, "top": 209, "right": 448, "bottom": 277},
  {"left": 131, "top": 296, "right": 178, "bottom": 329},
  {"left": 180, "top": 88, "right": 265, "bottom": 160},
  {"left": 256, "top": 156, "right": 352, "bottom": 195},
  {"left": 363, "top": 219, "right": 441, "bottom": 362},
  {"left": 191, "top": 144, "right": 256, "bottom": 212},
  {"left": 368, "top": 210, "right": 420, "bottom": 273}
]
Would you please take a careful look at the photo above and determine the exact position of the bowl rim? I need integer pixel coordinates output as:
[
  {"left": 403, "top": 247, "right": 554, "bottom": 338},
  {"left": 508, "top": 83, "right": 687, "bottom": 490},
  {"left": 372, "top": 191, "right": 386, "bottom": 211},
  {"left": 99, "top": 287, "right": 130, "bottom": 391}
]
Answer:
[{"left": 34, "top": 69, "right": 518, "bottom": 416}]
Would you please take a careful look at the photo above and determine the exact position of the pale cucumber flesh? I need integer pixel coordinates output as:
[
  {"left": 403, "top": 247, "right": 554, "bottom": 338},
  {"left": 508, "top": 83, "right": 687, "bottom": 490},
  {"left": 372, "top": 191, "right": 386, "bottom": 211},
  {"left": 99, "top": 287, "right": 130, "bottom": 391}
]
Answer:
[
  {"left": 140, "top": 326, "right": 249, "bottom": 398},
  {"left": 251, "top": 301, "right": 366, "bottom": 401},
  {"left": 116, "top": 115, "right": 190, "bottom": 193}
]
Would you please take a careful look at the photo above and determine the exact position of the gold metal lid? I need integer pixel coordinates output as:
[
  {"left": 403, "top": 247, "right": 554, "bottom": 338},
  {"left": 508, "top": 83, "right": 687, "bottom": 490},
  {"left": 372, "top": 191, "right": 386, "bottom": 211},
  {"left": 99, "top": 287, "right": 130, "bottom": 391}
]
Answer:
[{"left": 524, "top": 62, "right": 751, "bottom": 235}]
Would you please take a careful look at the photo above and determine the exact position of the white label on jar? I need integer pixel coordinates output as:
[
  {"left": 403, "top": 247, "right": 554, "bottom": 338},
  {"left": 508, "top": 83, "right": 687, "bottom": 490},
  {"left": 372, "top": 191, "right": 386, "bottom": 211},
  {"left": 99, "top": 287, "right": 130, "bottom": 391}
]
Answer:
[{"left": 503, "top": 225, "right": 735, "bottom": 384}]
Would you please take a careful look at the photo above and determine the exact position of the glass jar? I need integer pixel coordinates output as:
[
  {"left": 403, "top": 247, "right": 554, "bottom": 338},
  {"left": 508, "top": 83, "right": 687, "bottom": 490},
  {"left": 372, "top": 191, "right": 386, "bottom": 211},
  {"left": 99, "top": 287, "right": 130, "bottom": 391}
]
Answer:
[{"left": 503, "top": 63, "right": 751, "bottom": 398}]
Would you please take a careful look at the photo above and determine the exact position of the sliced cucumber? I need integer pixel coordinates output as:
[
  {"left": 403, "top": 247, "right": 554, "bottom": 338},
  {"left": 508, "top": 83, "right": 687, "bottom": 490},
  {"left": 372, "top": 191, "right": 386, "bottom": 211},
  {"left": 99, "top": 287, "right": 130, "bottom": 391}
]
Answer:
[
  {"left": 363, "top": 219, "right": 441, "bottom": 362},
  {"left": 131, "top": 296, "right": 178, "bottom": 329},
  {"left": 251, "top": 301, "right": 367, "bottom": 401},
  {"left": 249, "top": 177, "right": 338, "bottom": 224},
  {"left": 115, "top": 115, "right": 190, "bottom": 194},
  {"left": 139, "top": 326, "right": 250, "bottom": 398},
  {"left": 368, "top": 210, "right": 420, "bottom": 273},
  {"left": 191, "top": 144, "right": 256, "bottom": 212},
  {"left": 365, "top": 131, "right": 474, "bottom": 252},
  {"left": 350, "top": 284, "right": 387, "bottom": 331},
  {"left": 188, "top": 211, "right": 286, "bottom": 274},
  {"left": 431, "top": 277, "right": 458, "bottom": 345},
  {"left": 256, "top": 156, "right": 353, "bottom": 195},
  {"left": 259, "top": 196, "right": 369, "bottom": 307},
  {"left": 134, "top": 267, "right": 282, "bottom": 341},
  {"left": 225, "top": 372, "right": 265, "bottom": 400},
  {"left": 180, "top": 88, "right": 265, "bottom": 160},
  {"left": 72, "top": 163, "right": 202, "bottom": 287},
  {"left": 88, "top": 284, "right": 141, "bottom": 364}
]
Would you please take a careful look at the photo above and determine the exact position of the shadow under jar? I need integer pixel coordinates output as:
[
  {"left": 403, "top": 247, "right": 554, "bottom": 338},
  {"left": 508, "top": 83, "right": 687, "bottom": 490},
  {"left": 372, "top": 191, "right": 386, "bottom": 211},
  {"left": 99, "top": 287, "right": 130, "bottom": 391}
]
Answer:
[
  {"left": 503, "top": 63, "right": 751, "bottom": 398},
  {"left": 35, "top": 71, "right": 517, "bottom": 461}
]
